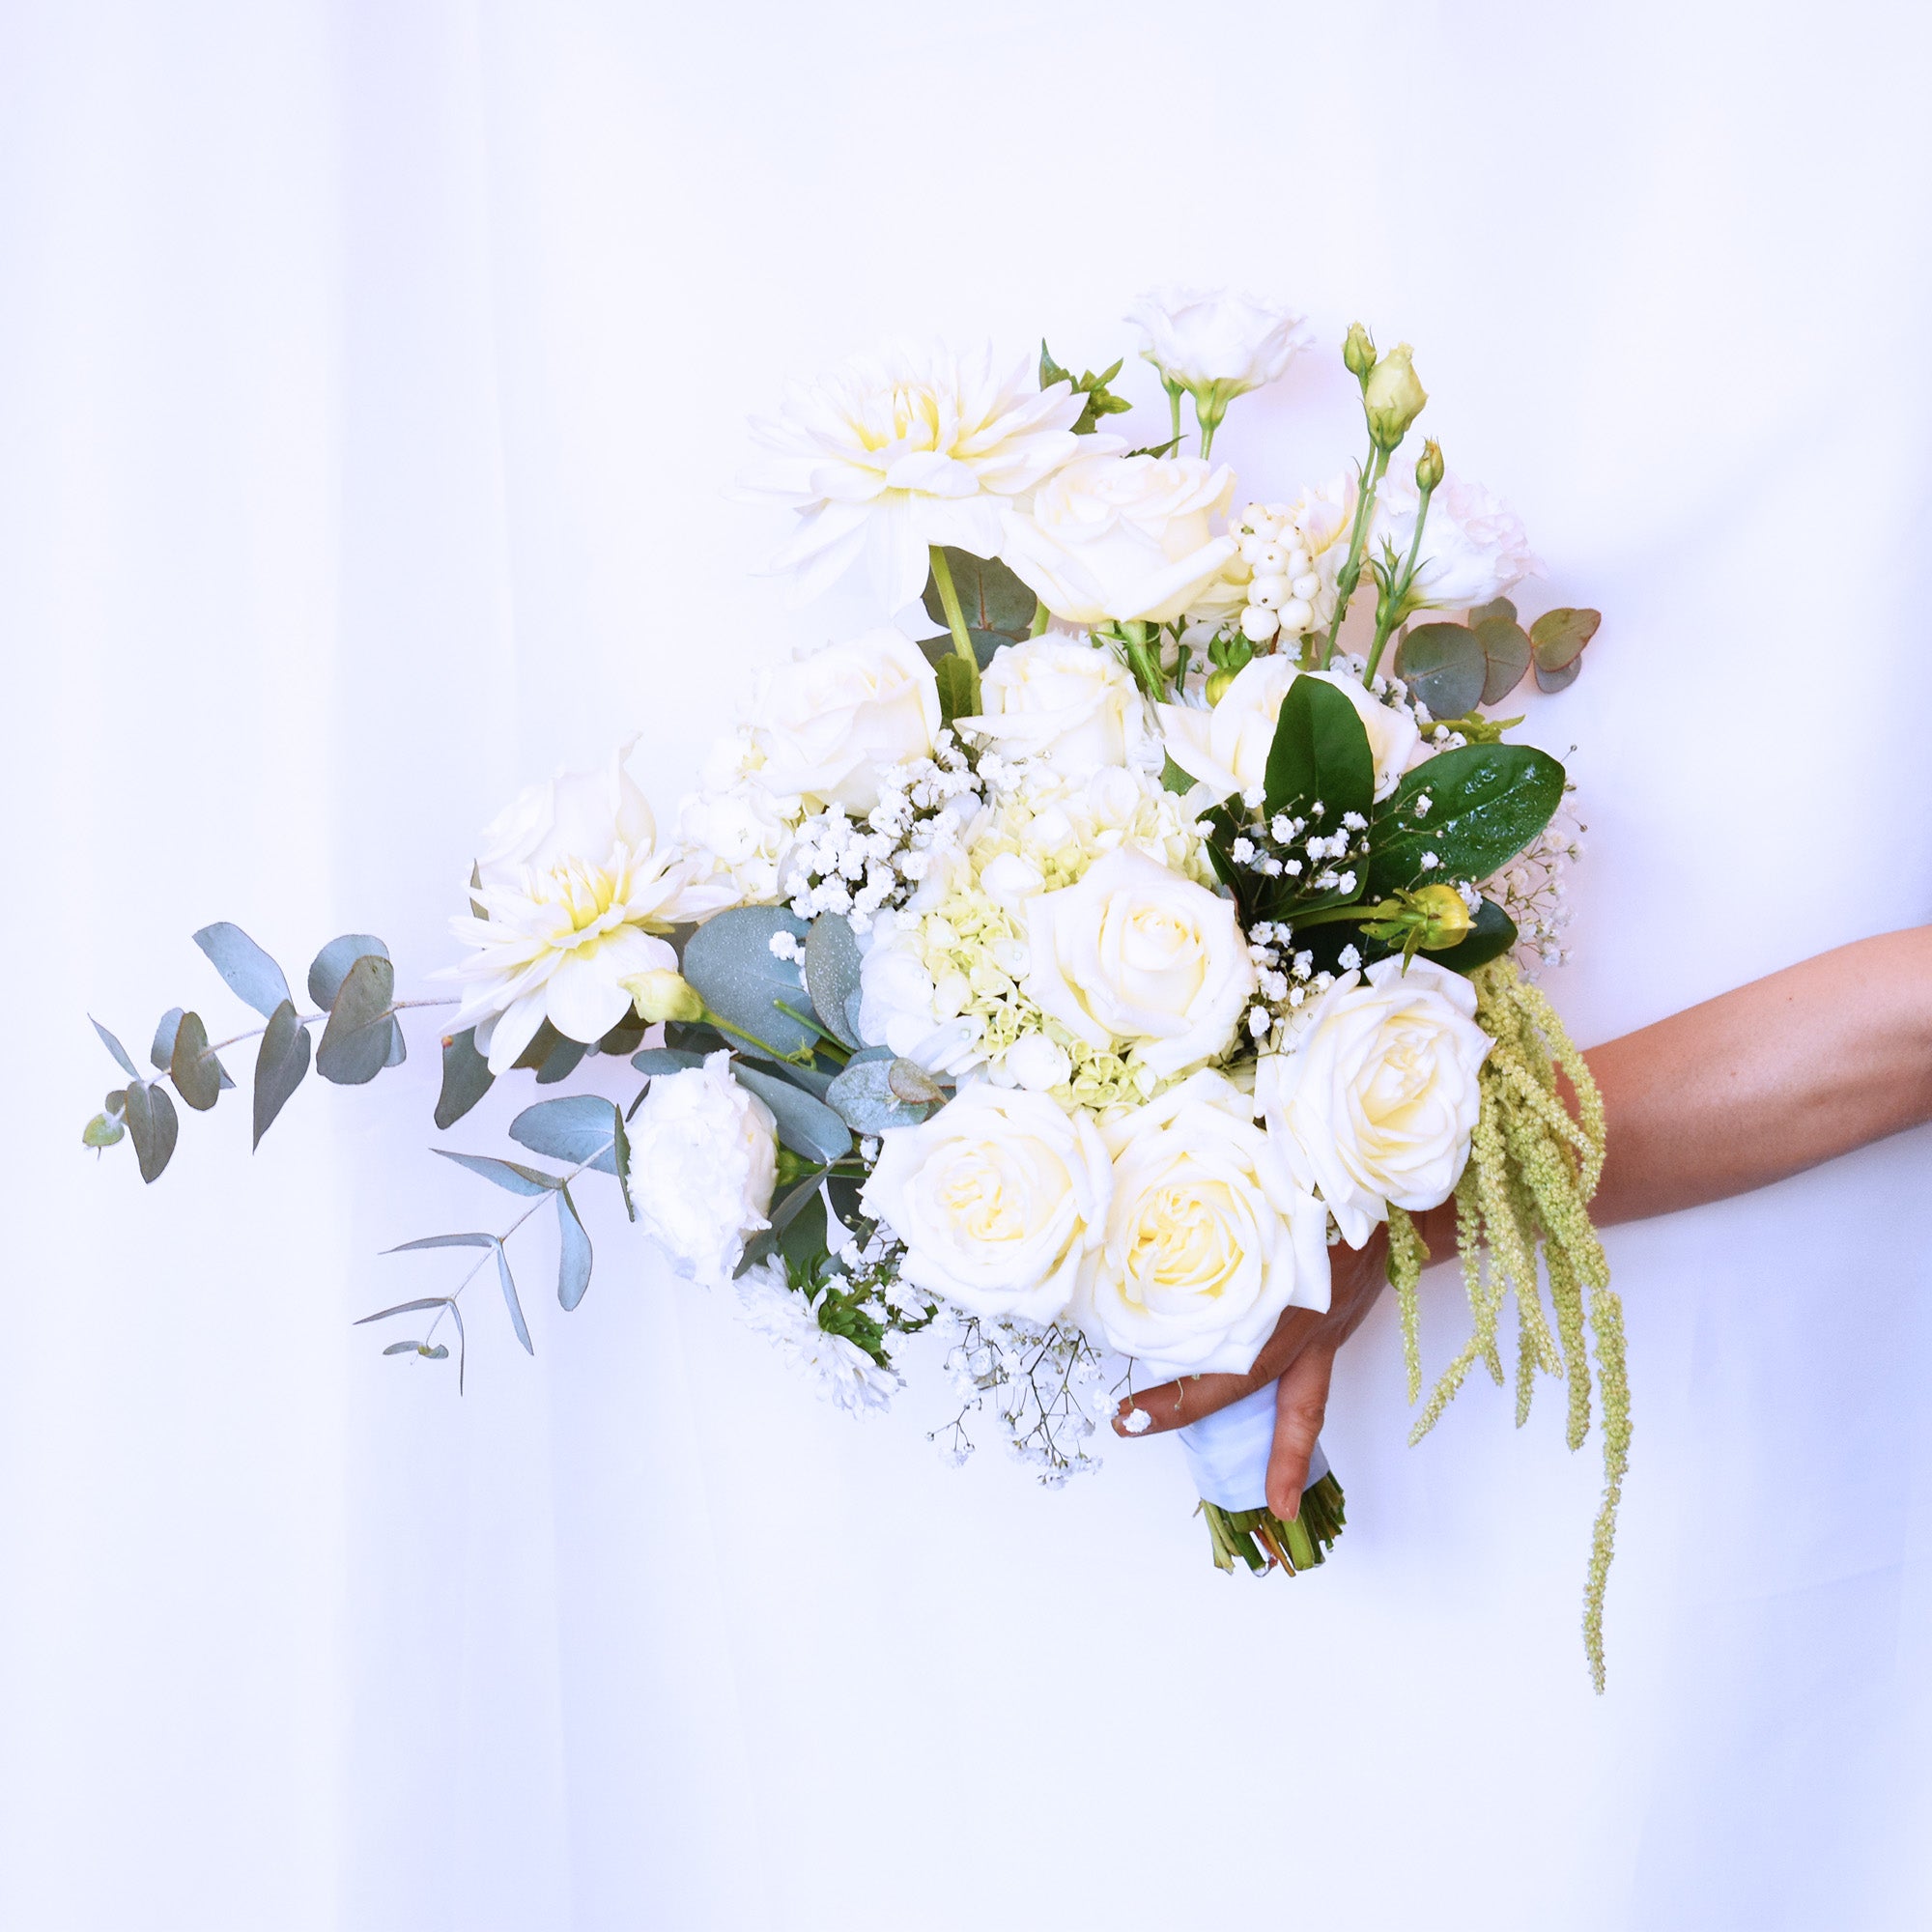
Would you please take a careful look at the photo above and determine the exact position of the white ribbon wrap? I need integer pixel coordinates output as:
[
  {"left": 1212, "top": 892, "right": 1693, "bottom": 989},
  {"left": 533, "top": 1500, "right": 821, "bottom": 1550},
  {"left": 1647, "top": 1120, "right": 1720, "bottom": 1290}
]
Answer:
[{"left": 1176, "top": 1379, "right": 1329, "bottom": 1511}]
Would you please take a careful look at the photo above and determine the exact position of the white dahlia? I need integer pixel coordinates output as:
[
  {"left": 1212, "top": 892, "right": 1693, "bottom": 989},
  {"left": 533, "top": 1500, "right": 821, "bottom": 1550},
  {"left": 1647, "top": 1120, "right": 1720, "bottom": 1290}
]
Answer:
[
  {"left": 737, "top": 1259, "right": 899, "bottom": 1415},
  {"left": 442, "top": 749, "right": 734, "bottom": 1072},
  {"left": 740, "top": 343, "right": 1094, "bottom": 611}
]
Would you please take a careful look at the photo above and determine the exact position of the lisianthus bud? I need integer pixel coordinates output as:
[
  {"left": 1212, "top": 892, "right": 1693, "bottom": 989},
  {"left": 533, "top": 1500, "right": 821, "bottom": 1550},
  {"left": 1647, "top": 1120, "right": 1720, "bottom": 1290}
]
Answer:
[
  {"left": 1359, "top": 883, "right": 1473, "bottom": 959},
  {"left": 1342, "top": 323, "right": 1377, "bottom": 382},
  {"left": 1206, "top": 666, "right": 1240, "bottom": 703},
  {"left": 1363, "top": 344, "right": 1428, "bottom": 450},
  {"left": 1409, "top": 883, "right": 1472, "bottom": 942},
  {"left": 623, "top": 968, "right": 705, "bottom": 1025},
  {"left": 1414, "top": 438, "right": 1445, "bottom": 493}
]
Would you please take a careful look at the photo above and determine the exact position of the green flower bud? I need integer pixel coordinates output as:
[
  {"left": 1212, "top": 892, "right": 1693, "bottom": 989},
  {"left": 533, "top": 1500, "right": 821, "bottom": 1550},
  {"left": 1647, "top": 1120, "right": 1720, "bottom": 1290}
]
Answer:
[
  {"left": 1359, "top": 883, "right": 1473, "bottom": 960},
  {"left": 1206, "top": 666, "right": 1239, "bottom": 705},
  {"left": 1363, "top": 343, "right": 1428, "bottom": 450},
  {"left": 1414, "top": 438, "right": 1444, "bottom": 494},
  {"left": 622, "top": 968, "right": 705, "bottom": 1025},
  {"left": 1342, "top": 322, "right": 1377, "bottom": 382}
]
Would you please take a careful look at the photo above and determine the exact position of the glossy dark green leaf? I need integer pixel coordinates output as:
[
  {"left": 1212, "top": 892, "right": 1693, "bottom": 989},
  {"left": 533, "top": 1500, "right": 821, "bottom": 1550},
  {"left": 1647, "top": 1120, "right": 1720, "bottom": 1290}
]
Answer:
[
  {"left": 778, "top": 1188, "right": 829, "bottom": 1279},
  {"left": 1160, "top": 754, "right": 1196, "bottom": 796},
  {"left": 513, "top": 1018, "right": 566, "bottom": 1071},
  {"left": 509, "top": 1094, "right": 623, "bottom": 1175},
  {"left": 825, "top": 1058, "right": 930, "bottom": 1133},
  {"left": 434, "top": 1028, "right": 495, "bottom": 1130},
  {"left": 555, "top": 1184, "right": 592, "bottom": 1311},
  {"left": 1423, "top": 897, "right": 1520, "bottom": 973},
  {"left": 1529, "top": 606, "right": 1601, "bottom": 672},
  {"left": 434, "top": 1150, "right": 561, "bottom": 1196},
  {"left": 731, "top": 1063, "right": 851, "bottom": 1165},
  {"left": 1473, "top": 613, "right": 1533, "bottom": 705},
  {"left": 169, "top": 1010, "right": 219, "bottom": 1112},
  {"left": 494, "top": 1244, "right": 533, "bottom": 1355},
  {"left": 1264, "top": 675, "right": 1375, "bottom": 823},
  {"left": 1395, "top": 623, "right": 1486, "bottom": 720},
  {"left": 253, "top": 1000, "right": 311, "bottom": 1148},
  {"left": 921, "top": 547, "right": 1037, "bottom": 641},
  {"left": 804, "top": 914, "right": 864, "bottom": 1050},
  {"left": 1368, "top": 744, "right": 1567, "bottom": 895},
  {"left": 123, "top": 1080, "right": 179, "bottom": 1183},
  {"left": 737, "top": 1167, "right": 830, "bottom": 1276},
  {"left": 316, "top": 952, "right": 395, "bottom": 1086},
  {"left": 90, "top": 1017, "right": 138, "bottom": 1079},
  {"left": 194, "top": 923, "right": 292, "bottom": 1019},
  {"left": 680, "top": 906, "right": 815, "bottom": 1062},
  {"left": 306, "top": 933, "right": 388, "bottom": 1009}
]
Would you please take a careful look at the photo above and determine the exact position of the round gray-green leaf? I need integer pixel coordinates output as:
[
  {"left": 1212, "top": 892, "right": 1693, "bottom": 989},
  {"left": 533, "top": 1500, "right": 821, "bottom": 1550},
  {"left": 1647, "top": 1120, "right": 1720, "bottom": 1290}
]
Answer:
[
  {"left": 825, "top": 1058, "right": 931, "bottom": 1133},
  {"left": 1395, "top": 622, "right": 1487, "bottom": 720},
  {"left": 680, "top": 906, "right": 815, "bottom": 1062},
  {"left": 316, "top": 952, "right": 396, "bottom": 1086},
  {"left": 307, "top": 933, "right": 389, "bottom": 1009},
  {"left": 804, "top": 914, "right": 864, "bottom": 1049},
  {"left": 169, "top": 1010, "right": 220, "bottom": 1112},
  {"left": 123, "top": 1080, "right": 180, "bottom": 1183},
  {"left": 194, "top": 923, "right": 293, "bottom": 1019}
]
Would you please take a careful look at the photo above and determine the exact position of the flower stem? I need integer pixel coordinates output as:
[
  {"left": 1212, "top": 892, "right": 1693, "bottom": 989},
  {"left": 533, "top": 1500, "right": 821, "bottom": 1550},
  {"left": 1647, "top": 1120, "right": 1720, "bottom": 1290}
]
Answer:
[
  {"left": 1165, "top": 380, "right": 1182, "bottom": 448},
  {"left": 927, "top": 545, "right": 976, "bottom": 668},
  {"left": 1363, "top": 477, "right": 1435, "bottom": 686},
  {"left": 1321, "top": 441, "right": 1389, "bottom": 668}
]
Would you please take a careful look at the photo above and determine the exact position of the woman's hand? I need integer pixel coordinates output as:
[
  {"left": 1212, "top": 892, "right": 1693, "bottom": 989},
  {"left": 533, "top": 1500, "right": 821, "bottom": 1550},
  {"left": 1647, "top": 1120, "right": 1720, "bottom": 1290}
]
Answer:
[{"left": 1110, "top": 1209, "right": 1448, "bottom": 1520}]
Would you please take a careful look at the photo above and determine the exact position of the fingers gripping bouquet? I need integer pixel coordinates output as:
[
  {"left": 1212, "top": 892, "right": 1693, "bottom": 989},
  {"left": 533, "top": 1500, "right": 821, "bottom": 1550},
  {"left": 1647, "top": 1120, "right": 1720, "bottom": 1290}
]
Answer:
[{"left": 87, "top": 293, "right": 1625, "bottom": 1685}]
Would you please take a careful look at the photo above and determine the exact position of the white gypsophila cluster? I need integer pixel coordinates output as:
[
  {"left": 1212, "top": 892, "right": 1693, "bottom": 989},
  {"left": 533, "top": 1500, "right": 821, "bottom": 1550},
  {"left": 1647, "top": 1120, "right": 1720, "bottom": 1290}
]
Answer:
[
  {"left": 1189, "top": 484, "right": 1358, "bottom": 644},
  {"left": 1492, "top": 789, "right": 1584, "bottom": 975},
  {"left": 1236, "top": 919, "right": 1342, "bottom": 1056},
  {"left": 736, "top": 1259, "right": 901, "bottom": 1416},
  {"left": 779, "top": 731, "right": 985, "bottom": 934},
  {"left": 925, "top": 1307, "right": 1123, "bottom": 1486}
]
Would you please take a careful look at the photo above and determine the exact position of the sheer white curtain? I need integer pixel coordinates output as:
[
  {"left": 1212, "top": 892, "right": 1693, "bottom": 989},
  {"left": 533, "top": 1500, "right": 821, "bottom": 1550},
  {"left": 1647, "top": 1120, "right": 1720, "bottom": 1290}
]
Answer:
[{"left": 4, "top": 3, "right": 1929, "bottom": 1926}]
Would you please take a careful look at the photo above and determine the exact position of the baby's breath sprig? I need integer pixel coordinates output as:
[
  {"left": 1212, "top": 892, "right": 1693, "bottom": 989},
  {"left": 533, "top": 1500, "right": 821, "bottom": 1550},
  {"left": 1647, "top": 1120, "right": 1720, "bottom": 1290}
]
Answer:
[{"left": 927, "top": 1312, "right": 1122, "bottom": 1486}]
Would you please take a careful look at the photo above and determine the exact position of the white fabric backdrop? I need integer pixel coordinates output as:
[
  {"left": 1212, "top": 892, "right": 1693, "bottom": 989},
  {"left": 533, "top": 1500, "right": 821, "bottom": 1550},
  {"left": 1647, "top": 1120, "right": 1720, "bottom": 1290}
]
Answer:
[{"left": 4, "top": 3, "right": 1930, "bottom": 1926}]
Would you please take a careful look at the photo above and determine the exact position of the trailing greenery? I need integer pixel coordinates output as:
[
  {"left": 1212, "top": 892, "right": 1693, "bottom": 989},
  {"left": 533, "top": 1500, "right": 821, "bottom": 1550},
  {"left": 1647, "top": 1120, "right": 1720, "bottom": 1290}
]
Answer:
[{"left": 1385, "top": 957, "right": 1627, "bottom": 1691}]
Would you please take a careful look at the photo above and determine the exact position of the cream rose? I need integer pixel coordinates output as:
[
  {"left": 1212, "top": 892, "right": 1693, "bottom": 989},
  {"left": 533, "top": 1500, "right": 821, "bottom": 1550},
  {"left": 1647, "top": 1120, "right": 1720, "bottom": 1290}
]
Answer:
[
  {"left": 1158, "top": 658, "right": 1418, "bottom": 803},
  {"left": 1078, "top": 1069, "right": 1330, "bottom": 1377},
  {"left": 630, "top": 1052, "right": 779, "bottom": 1284},
  {"left": 1255, "top": 956, "right": 1492, "bottom": 1248},
  {"left": 862, "top": 1085, "right": 1113, "bottom": 1322},
  {"left": 745, "top": 628, "right": 941, "bottom": 812},
  {"left": 1377, "top": 469, "right": 1540, "bottom": 611},
  {"left": 1022, "top": 846, "right": 1253, "bottom": 1078},
  {"left": 959, "top": 638, "right": 1150, "bottom": 778},
  {"left": 1000, "top": 453, "right": 1237, "bottom": 628}
]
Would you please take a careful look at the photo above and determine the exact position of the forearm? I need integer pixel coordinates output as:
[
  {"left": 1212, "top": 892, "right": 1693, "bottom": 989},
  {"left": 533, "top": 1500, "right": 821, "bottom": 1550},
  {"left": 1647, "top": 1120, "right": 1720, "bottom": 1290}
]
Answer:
[{"left": 1566, "top": 927, "right": 1932, "bottom": 1229}]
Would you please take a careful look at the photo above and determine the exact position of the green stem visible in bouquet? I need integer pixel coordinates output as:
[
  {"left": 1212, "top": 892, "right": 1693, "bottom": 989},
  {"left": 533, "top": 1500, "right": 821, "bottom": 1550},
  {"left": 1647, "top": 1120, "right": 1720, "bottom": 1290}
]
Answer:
[
  {"left": 1363, "top": 471, "right": 1436, "bottom": 686},
  {"left": 927, "top": 544, "right": 977, "bottom": 668},
  {"left": 1029, "top": 600, "right": 1051, "bottom": 638},
  {"left": 1113, "top": 620, "right": 1166, "bottom": 702},
  {"left": 1200, "top": 1472, "right": 1347, "bottom": 1576},
  {"left": 1164, "top": 377, "right": 1184, "bottom": 449},
  {"left": 1321, "top": 442, "right": 1390, "bottom": 668}
]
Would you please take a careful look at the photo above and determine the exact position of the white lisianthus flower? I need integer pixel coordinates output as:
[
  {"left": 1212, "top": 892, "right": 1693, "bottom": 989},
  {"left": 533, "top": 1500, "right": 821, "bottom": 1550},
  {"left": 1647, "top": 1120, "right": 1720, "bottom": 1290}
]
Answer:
[
  {"left": 1158, "top": 657, "right": 1417, "bottom": 803},
  {"left": 744, "top": 629, "right": 942, "bottom": 812},
  {"left": 736, "top": 1258, "right": 899, "bottom": 1414},
  {"left": 739, "top": 343, "right": 1094, "bottom": 610},
  {"left": 1255, "top": 957, "right": 1493, "bottom": 1248},
  {"left": 861, "top": 1085, "right": 1113, "bottom": 1323},
  {"left": 1023, "top": 846, "right": 1254, "bottom": 1078},
  {"left": 630, "top": 1052, "right": 779, "bottom": 1284},
  {"left": 1378, "top": 469, "right": 1541, "bottom": 611},
  {"left": 1000, "top": 453, "right": 1238, "bottom": 628},
  {"left": 443, "top": 749, "right": 734, "bottom": 1073},
  {"left": 1077, "top": 1069, "right": 1330, "bottom": 1377},
  {"left": 959, "top": 637, "right": 1152, "bottom": 778},
  {"left": 1124, "top": 286, "right": 1308, "bottom": 409}
]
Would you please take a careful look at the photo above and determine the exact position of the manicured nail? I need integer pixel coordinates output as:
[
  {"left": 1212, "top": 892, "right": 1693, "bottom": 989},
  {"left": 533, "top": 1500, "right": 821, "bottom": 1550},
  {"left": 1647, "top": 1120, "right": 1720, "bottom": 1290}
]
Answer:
[{"left": 1113, "top": 1404, "right": 1151, "bottom": 1436}]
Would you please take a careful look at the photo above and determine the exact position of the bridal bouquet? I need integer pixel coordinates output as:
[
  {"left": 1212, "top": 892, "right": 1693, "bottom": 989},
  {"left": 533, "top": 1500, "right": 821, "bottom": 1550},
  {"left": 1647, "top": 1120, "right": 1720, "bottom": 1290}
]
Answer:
[{"left": 84, "top": 292, "right": 1628, "bottom": 1684}]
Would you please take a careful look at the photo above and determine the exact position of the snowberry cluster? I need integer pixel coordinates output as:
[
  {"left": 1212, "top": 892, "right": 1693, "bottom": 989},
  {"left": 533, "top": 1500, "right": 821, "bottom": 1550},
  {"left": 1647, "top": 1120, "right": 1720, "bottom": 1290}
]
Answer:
[{"left": 1227, "top": 499, "right": 1334, "bottom": 646}]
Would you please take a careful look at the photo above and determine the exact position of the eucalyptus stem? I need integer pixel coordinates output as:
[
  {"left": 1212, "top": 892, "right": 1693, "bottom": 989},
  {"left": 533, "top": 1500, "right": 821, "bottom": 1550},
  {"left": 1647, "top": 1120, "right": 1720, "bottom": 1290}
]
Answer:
[
  {"left": 927, "top": 545, "right": 976, "bottom": 667},
  {"left": 1321, "top": 442, "right": 1390, "bottom": 668},
  {"left": 1363, "top": 476, "right": 1435, "bottom": 686}
]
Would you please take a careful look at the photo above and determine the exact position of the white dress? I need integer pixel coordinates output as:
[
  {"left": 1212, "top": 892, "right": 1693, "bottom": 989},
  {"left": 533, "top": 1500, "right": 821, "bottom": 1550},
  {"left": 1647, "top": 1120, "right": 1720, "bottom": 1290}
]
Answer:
[{"left": 4, "top": 6, "right": 1929, "bottom": 1928}]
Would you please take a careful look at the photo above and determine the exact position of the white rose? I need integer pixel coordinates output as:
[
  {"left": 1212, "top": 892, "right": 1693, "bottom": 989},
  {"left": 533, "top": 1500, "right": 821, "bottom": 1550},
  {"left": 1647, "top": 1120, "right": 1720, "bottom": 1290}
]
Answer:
[
  {"left": 1078, "top": 1069, "right": 1329, "bottom": 1377},
  {"left": 1000, "top": 453, "right": 1238, "bottom": 628},
  {"left": 739, "top": 341, "right": 1094, "bottom": 610},
  {"left": 959, "top": 638, "right": 1150, "bottom": 778},
  {"left": 1124, "top": 286, "right": 1307, "bottom": 403},
  {"left": 1157, "top": 658, "right": 1418, "bottom": 803},
  {"left": 862, "top": 1085, "right": 1113, "bottom": 1322},
  {"left": 746, "top": 628, "right": 941, "bottom": 812},
  {"left": 1022, "top": 846, "right": 1254, "bottom": 1078},
  {"left": 1378, "top": 469, "right": 1541, "bottom": 611},
  {"left": 1256, "top": 956, "right": 1492, "bottom": 1248},
  {"left": 630, "top": 1052, "right": 779, "bottom": 1284}
]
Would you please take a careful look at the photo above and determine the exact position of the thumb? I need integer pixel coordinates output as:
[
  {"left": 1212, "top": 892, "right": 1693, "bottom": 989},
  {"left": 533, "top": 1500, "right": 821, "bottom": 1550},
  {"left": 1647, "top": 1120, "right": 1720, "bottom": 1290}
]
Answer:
[{"left": 1265, "top": 1342, "right": 1336, "bottom": 1521}]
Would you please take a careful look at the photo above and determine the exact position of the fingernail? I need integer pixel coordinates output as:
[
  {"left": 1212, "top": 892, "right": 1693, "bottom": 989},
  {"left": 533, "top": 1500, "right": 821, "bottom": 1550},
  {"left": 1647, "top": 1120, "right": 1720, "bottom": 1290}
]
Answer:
[
  {"left": 1277, "top": 1490, "right": 1302, "bottom": 1522},
  {"left": 1113, "top": 1405, "right": 1151, "bottom": 1437}
]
